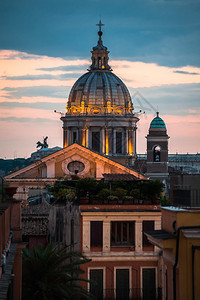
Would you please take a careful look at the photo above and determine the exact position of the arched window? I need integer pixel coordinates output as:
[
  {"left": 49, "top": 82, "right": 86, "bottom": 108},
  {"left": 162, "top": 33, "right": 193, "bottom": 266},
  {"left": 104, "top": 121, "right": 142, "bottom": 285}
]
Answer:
[
  {"left": 98, "top": 57, "right": 101, "bottom": 68},
  {"left": 153, "top": 145, "right": 161, "bottom": 162},
  {"left": 116, "top": 131, "right": 122, "bottom": 154}
]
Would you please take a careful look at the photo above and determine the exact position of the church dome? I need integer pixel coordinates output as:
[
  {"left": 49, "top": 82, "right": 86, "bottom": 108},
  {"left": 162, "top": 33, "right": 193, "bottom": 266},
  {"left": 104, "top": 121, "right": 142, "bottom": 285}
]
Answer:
[
  {"left": 150, "top": 113, "right": 166, "bottom": 129},
  {"left": 68, "top": 71, "right": 132, "bottom": 111},
  {"left": 66, "top": 21, "right": 133, "bottom": 116}
]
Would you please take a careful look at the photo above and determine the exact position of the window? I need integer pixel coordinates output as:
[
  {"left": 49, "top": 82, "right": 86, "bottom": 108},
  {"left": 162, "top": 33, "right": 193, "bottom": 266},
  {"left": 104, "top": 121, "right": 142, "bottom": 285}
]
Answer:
[
  {"left": 143, "top": 221, "right": 154, "bottom": 246},
  {"left": 90, "top": 221, "right": 103, "bottom": 250},
  {"left": 90, "top": 269, "right": 103, "bottom": 300},
  {"left": 142, "top": 268, "right": 156, "bottom": 300},
  {"left": 153, "top": 145, "right": 161, "bottom": 162},
  {"left": 98, "top": 57, "right": 101, "bottom": 68},
  {"left": 111, "top": 221, "right": 135, "bottom": 246},
  {"left": 67, "top": 161, "right": 85, "bottom": 174},
  {"left": 55, "top": 211, "right": 63, "bottom": 242},
  {"left": 115, "top": 268, "right": 130, "bottom": 300},
  {"left": 72, "top": 131, "right": 77, "bottom": 144},
  {"left": 92, "top": 132, "right": 100, "bottom": 152},
  {"left": 116, "top": 132, "right": 122, "bottom": 154},
  {"left": 165, "top": 268, "right": 168, "bottom": 300}
]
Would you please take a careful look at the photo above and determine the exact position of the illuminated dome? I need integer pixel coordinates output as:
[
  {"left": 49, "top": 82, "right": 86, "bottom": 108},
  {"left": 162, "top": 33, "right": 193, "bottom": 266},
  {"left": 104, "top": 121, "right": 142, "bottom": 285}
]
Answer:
[
  {"left": 61, "top": 21, "right": 139, "bottom": 164},
  {"left": 67, "top": 71, "right": 132, "bottom": 115},
  {"left": 67, "top": 21, "right": 133, "bottom": 116}
]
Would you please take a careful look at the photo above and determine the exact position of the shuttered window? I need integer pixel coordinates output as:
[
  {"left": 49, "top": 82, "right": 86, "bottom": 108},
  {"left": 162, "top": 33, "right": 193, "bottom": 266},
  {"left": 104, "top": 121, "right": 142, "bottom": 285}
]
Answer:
[
  {"left": 111, "top": 221, "right": 135, "bottom": 246},
  {"left": 90, "top": 269, "right": 103, "bottom": 300}
]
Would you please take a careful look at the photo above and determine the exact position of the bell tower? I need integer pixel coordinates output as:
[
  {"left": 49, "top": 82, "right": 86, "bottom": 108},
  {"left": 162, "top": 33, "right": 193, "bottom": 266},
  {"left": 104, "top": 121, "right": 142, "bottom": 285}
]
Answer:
[{"left": 146, "top": 112, "right": 169, "bottom": 181}]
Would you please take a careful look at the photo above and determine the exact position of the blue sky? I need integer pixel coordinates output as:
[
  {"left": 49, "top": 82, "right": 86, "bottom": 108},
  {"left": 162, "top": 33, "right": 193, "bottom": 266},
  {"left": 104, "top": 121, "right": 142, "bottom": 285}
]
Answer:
[{"left": 0, "top": 0, "right": 200, "bottom": 158}]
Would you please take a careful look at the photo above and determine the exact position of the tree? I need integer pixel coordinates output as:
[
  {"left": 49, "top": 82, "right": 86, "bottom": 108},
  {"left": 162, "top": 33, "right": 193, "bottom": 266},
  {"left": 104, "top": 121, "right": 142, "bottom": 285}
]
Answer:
[{"left": 22, "top": 243, "right": 94, "bottom": 300}]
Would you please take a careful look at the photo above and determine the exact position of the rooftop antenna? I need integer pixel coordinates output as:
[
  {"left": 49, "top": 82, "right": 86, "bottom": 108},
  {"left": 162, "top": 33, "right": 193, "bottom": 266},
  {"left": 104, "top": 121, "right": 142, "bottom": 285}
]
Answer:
[
  {"left": 132, "top": 96, "right": 147, "bottom": 118},
  {"left": 156, "top": 106, "right": 159, "bottom": 117},
  {"left": 132, "top": 91, "right": 157, "bottom": 114},
  {"left": 54, "top": 110, "right": 64, "bottom": 117}
]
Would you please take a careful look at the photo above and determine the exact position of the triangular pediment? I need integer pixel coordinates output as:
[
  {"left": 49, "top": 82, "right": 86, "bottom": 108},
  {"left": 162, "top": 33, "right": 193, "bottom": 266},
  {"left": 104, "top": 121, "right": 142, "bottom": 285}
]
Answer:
[{"left": 5, "top": 144, "right": 147, "bottom": 181}]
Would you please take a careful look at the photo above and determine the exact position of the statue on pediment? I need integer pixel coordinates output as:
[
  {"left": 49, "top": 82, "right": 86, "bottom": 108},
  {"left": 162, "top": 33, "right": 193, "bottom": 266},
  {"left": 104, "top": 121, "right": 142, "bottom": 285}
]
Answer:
[{"left": 36, "top": 136, "right": 48, "bottom": 149}]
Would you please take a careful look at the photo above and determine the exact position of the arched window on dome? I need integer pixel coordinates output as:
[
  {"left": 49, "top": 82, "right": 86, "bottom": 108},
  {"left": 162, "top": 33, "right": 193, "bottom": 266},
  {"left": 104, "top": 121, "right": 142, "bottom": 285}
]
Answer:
[
  {"left": 153, "top": 145, "right": 161, "bottom": 162},
  {"left": 98, "top": 57, "right": 101, "bottom": 68}
]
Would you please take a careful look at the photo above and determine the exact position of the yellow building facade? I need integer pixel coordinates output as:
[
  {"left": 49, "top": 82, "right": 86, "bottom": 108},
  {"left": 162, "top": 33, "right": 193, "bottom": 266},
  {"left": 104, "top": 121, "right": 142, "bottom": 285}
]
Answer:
[{"left": 146, "top": 207, "right": 200, "bottom": 300}]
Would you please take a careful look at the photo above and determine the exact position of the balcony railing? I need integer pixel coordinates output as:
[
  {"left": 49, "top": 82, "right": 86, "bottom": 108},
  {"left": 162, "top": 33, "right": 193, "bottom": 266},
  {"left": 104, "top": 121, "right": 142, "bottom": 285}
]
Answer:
[{"left": 80, "top": 196, "right": 160, "bottom": 205}]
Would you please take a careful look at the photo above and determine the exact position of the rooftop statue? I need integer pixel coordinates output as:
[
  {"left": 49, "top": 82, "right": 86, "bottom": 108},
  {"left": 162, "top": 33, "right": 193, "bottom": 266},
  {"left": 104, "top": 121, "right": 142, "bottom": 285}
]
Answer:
[{"left": 36, "top": 136, "right": 48, "bottom": 149}]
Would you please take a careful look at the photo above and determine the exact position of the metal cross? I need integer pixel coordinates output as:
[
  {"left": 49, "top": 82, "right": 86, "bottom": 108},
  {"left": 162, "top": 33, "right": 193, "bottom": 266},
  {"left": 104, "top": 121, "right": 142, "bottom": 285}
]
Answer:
[{"left": 96, "top": 19, "right": 104, "bottom": 31}]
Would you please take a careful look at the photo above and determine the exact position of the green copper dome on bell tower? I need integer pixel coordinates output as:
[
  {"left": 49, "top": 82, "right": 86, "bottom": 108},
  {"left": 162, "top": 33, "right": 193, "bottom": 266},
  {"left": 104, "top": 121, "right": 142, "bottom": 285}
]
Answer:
[{"left": 150, "top": 112, "right": 166, "bottom": 129}]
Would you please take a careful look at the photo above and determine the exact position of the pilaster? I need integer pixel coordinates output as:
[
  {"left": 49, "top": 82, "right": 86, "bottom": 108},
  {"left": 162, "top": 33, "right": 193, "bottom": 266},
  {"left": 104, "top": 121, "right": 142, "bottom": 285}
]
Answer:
[
  {"left": 82, "top": 220, "right": 90, "bottom": 252},
  {"left": 103, "top": 220, "right": 110, "bottom": 252},
  {"left": 135, "top": 220, "right": 143, "bottom": 252}
]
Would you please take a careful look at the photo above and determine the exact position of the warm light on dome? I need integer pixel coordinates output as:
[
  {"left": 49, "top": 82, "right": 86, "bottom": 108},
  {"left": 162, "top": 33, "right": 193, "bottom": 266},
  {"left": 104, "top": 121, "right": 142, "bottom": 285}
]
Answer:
[
  {"left": 73, "top": 110, "right": 78, "bottom": 114},
  {"left": 93, "top": 110, "right": 100, "bottom": 114},
  {"left": 117, "top": 110, "right": 122, "bottom": 115}
]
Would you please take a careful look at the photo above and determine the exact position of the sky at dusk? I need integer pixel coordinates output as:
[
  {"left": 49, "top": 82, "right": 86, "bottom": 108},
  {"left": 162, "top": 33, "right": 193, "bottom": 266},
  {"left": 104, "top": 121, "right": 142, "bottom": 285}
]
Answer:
[{"left": 0, "top": 0, "right": 200, "bottom": 158}]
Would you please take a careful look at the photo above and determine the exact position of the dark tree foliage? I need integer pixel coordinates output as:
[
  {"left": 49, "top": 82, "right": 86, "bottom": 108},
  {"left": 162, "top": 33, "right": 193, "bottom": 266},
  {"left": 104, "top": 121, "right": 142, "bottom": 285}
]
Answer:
[
  {"left": 50, "top": 178, "right": 164, "bottom": 203},
  {"left": 76, "top": 178, "right": 106, "bottom": 198},
  {"left": 22, "top": 243, "right": 94, "bottom": 300},
  {"left": 140, "top": 180, "right": 164, "bottom": 200}
]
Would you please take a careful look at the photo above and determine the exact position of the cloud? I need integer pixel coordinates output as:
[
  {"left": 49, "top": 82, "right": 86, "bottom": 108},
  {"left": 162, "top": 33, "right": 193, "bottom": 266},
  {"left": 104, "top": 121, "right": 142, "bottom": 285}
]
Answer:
[
  {"left": 112, "top": 61, "right": 200, "bottom": 88},
  {"left": 0, "top": 101, "right": 65, "bottom": 110},
  {"left": 173, "top": 70, "right": 199, "bottom": 75},
  {"left": 38, "top": 65, "right": 89, "bottom": 72},
  {"left": 131, "top": 83, "right": 200, "bottom": 115},
  {"left": 2, "top": 72, "right": 84, "bottom": 81},
  {"left": 0, "top": 117, "right": 58, "bottom": 123},
  {"left": 0, "top": 96, "right": 66, "bottom": 104},
  {"left": 1, "top": 86, "right": 69, "bottom": 99},
  {"left": 0, "top": 106, "right": 61, "bottom": 120}
]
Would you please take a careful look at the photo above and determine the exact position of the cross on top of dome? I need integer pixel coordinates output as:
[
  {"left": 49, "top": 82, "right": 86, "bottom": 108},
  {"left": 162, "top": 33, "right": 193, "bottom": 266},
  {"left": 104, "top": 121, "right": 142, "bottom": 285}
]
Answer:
[{"left": 96, "top": 19, "right": 104, "bottom": 32}]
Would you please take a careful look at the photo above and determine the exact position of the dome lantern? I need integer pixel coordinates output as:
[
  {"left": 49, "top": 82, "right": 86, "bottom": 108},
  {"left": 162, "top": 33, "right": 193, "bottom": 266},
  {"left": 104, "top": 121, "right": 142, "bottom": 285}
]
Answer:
[{"left": 89, "top": 20, "right": 111, "bottom": 71}]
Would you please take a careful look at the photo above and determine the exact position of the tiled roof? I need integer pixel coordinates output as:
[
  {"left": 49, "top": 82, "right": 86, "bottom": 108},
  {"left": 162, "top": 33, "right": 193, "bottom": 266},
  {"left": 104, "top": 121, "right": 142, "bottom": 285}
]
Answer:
[
  {"left": 103, "top": 173, "right": 140, "bottom": 181},
  {"left": 22, "top": 216, "right": 49, "bottom": 236},
  {"left": 145, "top": 229, "right": 175, "bottom": 240}
]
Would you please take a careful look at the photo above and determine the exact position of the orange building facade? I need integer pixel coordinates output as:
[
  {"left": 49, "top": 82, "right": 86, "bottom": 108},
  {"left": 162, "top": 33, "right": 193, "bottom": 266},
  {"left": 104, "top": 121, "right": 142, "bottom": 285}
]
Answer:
[{"left": 79, "top": 203, "right": 162, "bottom": 300}]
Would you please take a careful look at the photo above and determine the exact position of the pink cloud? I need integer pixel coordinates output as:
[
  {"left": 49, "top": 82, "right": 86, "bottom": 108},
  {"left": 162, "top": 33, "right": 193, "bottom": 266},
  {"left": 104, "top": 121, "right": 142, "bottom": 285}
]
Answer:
[{"left": 0, "top": 107, "right": 59, "bottom": 120}]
